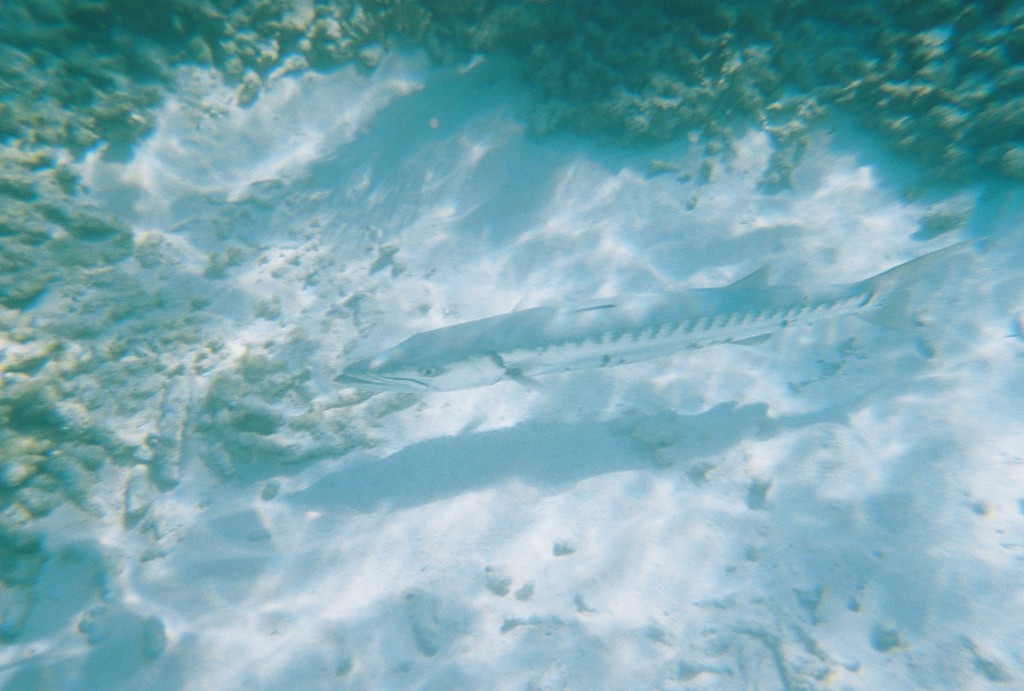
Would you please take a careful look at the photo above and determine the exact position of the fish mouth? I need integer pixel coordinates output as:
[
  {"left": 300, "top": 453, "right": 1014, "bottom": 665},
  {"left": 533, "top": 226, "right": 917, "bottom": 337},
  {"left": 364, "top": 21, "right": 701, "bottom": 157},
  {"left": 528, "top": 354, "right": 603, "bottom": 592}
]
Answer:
[{"left": 334, "top": 371, "right": 431, "bottom": 393}]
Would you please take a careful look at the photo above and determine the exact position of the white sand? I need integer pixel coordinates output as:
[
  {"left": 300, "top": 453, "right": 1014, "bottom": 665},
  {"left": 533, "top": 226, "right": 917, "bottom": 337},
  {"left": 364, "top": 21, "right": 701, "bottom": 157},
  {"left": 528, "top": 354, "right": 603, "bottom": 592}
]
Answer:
[{"left": 4, "top": 51, "right": 1023, "bottom": 689}]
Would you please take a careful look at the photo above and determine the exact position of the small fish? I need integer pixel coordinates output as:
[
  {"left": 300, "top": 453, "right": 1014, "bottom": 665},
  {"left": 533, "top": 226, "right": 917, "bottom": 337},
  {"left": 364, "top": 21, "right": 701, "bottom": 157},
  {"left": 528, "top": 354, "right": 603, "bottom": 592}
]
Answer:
[{"left": 336, "top": 242, "right": 974, "bottom": 393}]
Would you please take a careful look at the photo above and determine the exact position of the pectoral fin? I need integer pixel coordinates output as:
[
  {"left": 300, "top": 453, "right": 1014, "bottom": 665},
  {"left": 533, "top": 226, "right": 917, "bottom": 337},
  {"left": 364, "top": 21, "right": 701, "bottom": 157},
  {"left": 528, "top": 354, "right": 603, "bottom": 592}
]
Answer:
[
  {"left": 489, "top": 351, "right": 543, "bottom": 390},
  {"left": 504, "top": 369, "right": 543, "bottom": 389}
]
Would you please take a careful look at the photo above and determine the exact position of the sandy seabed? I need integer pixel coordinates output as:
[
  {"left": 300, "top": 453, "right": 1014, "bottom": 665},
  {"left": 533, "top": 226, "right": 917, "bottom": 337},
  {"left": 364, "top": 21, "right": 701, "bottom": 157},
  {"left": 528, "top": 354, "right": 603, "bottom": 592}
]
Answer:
[{"left": 3, "top": 51, "right": 1024, "bottom": 690}]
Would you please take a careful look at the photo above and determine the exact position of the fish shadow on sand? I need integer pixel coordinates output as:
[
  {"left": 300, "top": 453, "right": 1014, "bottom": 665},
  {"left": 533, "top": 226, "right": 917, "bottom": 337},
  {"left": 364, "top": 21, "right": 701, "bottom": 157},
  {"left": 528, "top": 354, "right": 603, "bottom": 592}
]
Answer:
[{"left": 286, "top": 401, "right": 846, "bottom": 515}]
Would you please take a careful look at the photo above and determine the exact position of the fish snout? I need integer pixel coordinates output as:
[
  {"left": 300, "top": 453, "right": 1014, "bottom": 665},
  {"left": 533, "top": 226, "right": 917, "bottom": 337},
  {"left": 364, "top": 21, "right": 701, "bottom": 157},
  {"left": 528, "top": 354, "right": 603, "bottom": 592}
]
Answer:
[{"left": 334, "top": 367, "right": 430, "bottom": 392}]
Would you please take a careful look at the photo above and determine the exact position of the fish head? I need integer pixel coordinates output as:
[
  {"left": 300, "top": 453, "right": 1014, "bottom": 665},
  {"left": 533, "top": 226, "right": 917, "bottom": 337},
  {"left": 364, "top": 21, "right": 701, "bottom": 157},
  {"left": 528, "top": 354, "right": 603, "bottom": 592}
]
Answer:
[{"left": 335, "top": 343, "right": 506, "bottom": 393}]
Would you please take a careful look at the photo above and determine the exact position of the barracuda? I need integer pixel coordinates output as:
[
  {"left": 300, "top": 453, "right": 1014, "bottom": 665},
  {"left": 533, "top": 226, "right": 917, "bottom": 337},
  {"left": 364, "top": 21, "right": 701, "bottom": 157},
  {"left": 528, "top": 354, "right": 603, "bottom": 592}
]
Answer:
[{"left": 336, "top": 242, "right": 973, "bottom": 393}]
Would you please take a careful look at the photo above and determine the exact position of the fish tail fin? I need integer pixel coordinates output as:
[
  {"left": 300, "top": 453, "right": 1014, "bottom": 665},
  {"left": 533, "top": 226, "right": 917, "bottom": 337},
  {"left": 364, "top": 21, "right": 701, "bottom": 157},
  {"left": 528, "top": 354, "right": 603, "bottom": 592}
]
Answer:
[
  {"left": 860, "top": 239, "right": 982, "bottom": 296},
  {"left": 856, "top": 238, "right": 985, "bottom": 330},
  {"left": 858, "top": 289, "right": 913, "bottom": 330}
]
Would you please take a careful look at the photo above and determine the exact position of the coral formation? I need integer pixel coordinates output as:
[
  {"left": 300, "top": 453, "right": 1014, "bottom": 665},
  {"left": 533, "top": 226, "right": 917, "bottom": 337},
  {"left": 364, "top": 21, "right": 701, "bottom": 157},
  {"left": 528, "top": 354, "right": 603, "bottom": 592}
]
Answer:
[
  {"left": 428, "top": 0, "right": 1023, "bottom": 186},
  {"left": 3, "top": 1, "right": 1021, "bottom": 183}
]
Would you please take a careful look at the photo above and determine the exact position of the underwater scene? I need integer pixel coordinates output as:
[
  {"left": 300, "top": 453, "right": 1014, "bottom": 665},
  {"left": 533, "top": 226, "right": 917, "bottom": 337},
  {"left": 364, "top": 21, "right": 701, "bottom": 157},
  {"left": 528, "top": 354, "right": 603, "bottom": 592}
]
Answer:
[{"left": 1, "top": 1, "right": 1023, "bottom": 688}]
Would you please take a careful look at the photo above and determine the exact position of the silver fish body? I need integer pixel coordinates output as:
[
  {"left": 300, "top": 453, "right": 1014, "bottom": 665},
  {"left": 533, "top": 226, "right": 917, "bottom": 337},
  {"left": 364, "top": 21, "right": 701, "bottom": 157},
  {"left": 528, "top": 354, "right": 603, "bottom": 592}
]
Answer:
[{"left": 337, "top": 242, "right": 972, "bottom": 393}]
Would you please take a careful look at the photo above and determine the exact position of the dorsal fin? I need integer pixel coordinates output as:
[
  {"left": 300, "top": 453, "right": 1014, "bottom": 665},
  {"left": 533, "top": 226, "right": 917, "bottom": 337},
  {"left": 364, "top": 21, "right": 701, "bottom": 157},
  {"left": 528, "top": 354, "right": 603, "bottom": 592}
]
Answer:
[
  {"left": 569, "top": 302, "right": 616, "bottom": 314},
  {"left": 509, "top": 296, "right": 530, "bottom": 312},
  {"left": 564, "top": 298, "right": 620, "bottom": 314},
  {"left": 727, "top": 266, "right": 770, "bottom": 290}
]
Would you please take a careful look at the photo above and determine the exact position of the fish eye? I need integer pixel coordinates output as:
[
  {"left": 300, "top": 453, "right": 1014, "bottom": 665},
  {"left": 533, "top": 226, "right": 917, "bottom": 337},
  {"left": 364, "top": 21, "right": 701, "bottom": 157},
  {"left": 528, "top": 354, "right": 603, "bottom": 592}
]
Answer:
[{"left": 419, "top": 366, "right": 442, "bottom": 377}]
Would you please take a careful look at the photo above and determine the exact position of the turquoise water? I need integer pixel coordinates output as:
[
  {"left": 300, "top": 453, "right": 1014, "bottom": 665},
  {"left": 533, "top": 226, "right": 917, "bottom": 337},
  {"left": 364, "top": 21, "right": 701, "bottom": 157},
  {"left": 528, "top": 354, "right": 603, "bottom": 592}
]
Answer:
[{"left": 2, "top": 2, "right": 1023, "bottom": 689}]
